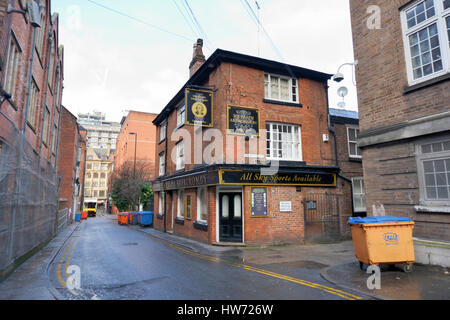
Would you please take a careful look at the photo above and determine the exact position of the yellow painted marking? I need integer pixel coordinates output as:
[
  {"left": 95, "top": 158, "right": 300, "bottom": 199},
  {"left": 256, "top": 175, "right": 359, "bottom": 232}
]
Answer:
[
  {"left": 56, "top": 238, "right": 77, "bottom": 288},
  {"left": 157, "top": 238, "right": 363, "bottom": 300}
]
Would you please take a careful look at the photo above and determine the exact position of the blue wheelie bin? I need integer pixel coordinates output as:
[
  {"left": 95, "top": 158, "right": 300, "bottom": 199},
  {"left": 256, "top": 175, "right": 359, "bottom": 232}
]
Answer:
[{"left": 139, "top": 211, "right": 153, "bottom": 227}]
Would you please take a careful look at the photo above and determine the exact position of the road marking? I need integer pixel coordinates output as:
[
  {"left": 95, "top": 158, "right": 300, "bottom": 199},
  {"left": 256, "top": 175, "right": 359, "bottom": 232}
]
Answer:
[
  {"left": 56, "top": 238, "right": 77, "bottom": 288},
  {"left": 157, "top": 238, "right": 363, "bottom": 300}
]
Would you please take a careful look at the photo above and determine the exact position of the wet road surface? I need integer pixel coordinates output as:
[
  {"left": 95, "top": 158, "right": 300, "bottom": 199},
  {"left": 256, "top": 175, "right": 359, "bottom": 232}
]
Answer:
[{"left": 49, "top": 216, "right": 370, "bottom": 300}]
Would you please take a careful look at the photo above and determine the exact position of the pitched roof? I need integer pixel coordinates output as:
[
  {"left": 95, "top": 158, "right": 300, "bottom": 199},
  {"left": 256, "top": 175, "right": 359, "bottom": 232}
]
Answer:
[{"left": 153, "top": 49, "right": 332, "bottom": 125}]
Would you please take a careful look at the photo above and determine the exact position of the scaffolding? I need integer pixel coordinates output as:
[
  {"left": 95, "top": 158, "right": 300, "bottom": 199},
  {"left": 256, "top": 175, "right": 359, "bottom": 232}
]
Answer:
[{"left": 0, "top": 111, "right": 60, "bottom": 274}]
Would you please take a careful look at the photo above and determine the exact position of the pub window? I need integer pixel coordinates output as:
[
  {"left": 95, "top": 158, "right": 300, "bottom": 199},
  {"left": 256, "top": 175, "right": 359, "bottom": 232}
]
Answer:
[
  {"left": 160, "top": 121, "right": 167, "bottom": 142},
  {"left": 352, "top": 177, "right": 366, "bottom": 213},
  {"left": 177, "top": 190, "right": 185, "bottom": 218},
  {"left": 266, "top": 122, "right": 302, "bottom": 161},
  {"left": 176, "top": 140, "right": 185, "bottom": 170},
  {"left": 417, "top": 137, "right": 450, "bottom": 204},
  {"left": 177, "top": 105, "right": 185, "bottom": 128},
  {"left": 159, "top": 152, "right": 165, "bottom": 177},
  {"left": 264, "top": 73, "right": 299, "bottom": 103},
  {"left": 347, "top": 126, "right": 362, "bottom": 158},
  {"left": 186, "top": 195, "right": 192, "bottom": 220},
  {"left": 197, "top": 187, "right": 208, "bottom": 222}
]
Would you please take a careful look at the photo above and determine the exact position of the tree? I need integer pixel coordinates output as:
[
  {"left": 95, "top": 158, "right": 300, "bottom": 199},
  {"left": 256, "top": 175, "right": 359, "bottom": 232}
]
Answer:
[{"left": 110, "top": 162, "right": 153, "bottom": 212}]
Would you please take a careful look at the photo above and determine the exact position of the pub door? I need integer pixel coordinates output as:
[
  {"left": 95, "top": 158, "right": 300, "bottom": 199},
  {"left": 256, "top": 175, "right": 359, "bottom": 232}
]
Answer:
[{"left": 219, "top": 193, "right": 243, "bottom": 243}]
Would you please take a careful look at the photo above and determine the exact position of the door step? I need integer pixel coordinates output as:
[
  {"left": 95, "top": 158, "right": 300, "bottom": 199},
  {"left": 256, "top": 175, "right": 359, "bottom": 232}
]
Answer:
[{"left": 213, "top": 242, "right": 246, "bottom": 247}]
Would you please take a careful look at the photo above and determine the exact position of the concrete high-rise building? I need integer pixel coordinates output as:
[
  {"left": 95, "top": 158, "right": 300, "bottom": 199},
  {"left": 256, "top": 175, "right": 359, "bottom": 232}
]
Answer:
[{"left": 78, "top": 111, "right": 121, "bottom": 151}]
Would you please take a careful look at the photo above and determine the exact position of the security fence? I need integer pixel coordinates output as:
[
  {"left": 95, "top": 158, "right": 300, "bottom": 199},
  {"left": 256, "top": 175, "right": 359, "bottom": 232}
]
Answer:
[{"left": 0, "top": 111, "right": 60, "bottom": 275}]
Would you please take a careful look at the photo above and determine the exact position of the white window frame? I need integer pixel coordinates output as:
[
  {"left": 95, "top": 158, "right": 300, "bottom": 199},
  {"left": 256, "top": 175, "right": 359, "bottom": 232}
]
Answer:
[
  {"left": 177, "top": 189, "right": 185, "bottom": 218},
  {"left": 197, "top": 187, "right": 208, "bottom": 223},
  {"left": 42, "top": 107, "right": 50, "bottom": 145},
  {"left": 352, "top": 177, "right": 366, "bottom": 213},
  {"left": 266, "top": 122, "right": 303, "bottom": 161},
  {"left": 401, "top": 0, "right": 450, "bottom": 85},
  {"left": 159, "top": 152, "right": 165, "bottom": 177},
  {"left": 177, "top": 105, "right": 185, "bottom": 128},
  {"left": 416, "top": 135, "right": 450, "bottom": 206},
  {"left": 347, "top": 126, "right": 362, "bottom": 159},
  {"left": 176, "top": 140, "right": 185, "bottom": 170},
  {"left": 160, "top": 121, "right": 167, "bottom": 142},
  {"left": 264, "top": 73, "right": 299, "bottom": 103},
  {"left": 4, "top": 32, "right": 22, "bottom": 101},
  {"left": 27, "top": 79, "right": 39, "bottom": 129}
]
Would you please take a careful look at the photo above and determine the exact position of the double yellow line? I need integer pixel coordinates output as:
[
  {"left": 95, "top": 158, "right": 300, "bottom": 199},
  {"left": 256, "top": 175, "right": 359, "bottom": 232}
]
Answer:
[
  {"left": 159, "top": 238, "right": 363, "bottom": 300},
  {"left": 56, "top": 238, "right": 77, "bottom": 288}
]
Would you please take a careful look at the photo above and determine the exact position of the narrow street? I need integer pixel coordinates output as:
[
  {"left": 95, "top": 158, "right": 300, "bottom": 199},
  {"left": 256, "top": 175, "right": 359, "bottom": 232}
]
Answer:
[{"left": 48, "top": 216, "right": 368, "bottom": 300}]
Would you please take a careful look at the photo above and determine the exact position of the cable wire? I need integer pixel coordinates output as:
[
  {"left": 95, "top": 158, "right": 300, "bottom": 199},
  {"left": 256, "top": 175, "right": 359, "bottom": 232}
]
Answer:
[
  {"left": 172, "top": 0, "right": 200, "bottom": 39},
  {"left": 86, "top": 0, "right": 194, "bottom": 43}
]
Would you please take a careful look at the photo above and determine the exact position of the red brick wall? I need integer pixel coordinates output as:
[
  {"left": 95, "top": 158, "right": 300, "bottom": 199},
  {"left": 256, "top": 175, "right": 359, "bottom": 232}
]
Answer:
[
  {"left": 349, "top": 0, "right": 450, "bottom": 133},
  {"left": 57, "top": 106, "right": 78, "bottom": 211},
  {"left": 0, "top": 0, "right": 63, "bottom": 168},
  {"left": 332, "top": 122, "right": 363, "bottom": 179},
  {"left": 115, "top": 111, "right": 157, "bottom": 180}
]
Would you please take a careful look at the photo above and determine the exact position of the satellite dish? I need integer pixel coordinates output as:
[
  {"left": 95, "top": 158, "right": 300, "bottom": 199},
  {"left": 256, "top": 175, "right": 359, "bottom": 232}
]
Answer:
[
  {"left": 337, "top": 101, "right": 346, "bottom": 108},
  {"left": 337, "top": 86, "right": 348, "bottom": 98}
]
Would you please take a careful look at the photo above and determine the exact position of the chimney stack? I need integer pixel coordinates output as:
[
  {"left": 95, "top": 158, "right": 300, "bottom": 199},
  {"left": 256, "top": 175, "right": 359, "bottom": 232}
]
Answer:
[{"left": 189, "top": 39, "right": 206, "bottom": 77}]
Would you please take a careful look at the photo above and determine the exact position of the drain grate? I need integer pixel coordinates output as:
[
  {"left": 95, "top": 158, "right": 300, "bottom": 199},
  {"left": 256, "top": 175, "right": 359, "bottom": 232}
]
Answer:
[{"left": 122, "top": 242, "right": 138, "bottom": 246}]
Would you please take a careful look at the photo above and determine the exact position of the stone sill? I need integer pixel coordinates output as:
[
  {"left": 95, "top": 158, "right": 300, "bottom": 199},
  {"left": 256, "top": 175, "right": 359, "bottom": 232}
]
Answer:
[
  {"left": 414, "top": 205, "right": 450, "bottom": 214},
  {"left": 193, "top": 221, "right": 208, "bottom": 231},
  {"left": 175, "top": 217, "right": 185, "bottom": 225}
]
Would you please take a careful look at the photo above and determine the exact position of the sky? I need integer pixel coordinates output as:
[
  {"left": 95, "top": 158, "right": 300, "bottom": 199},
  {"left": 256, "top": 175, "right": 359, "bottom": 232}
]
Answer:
[{"left": 51, "top": 0, "right": 358, "bottom": 123}]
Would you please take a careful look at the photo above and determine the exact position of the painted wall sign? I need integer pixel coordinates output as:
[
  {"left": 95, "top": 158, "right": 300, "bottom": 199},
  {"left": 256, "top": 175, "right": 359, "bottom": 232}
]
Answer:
[
  {"left": 251, "top": 187, "right": 268, "bottom": 217},
  {"left": 279, "top": 201, "right": 292, "bottom": 212},
  {"left": 219, "top": 170, "right": 337, "bottom": 187},
  {"left": 185, "top": 88, "right": 213, "bottom": 127},
  {"left": 227, "top": 105, "right": 260, "bottom": 136}
]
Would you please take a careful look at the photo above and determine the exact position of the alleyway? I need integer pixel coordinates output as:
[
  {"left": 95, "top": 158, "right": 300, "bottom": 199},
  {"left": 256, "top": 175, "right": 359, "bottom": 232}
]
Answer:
[{"left": 47, "top": 216, "right": 367, "bottom": 300}]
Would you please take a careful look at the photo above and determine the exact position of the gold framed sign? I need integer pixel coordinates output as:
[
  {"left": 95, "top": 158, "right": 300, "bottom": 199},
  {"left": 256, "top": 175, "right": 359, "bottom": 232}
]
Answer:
[
  {"left": 227, "top": 105, "right": 260, "bottom": 136},
  {"left": 185, "top": 88, "right": 213, "bottom": 127}
]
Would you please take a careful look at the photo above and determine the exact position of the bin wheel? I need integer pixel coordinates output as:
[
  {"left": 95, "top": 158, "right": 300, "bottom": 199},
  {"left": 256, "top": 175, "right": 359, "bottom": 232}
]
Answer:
[
  {"left": 359, "top": 261, "right": 364, "bottom": 270},
  {"left": 402, "top": 263, "right": 413, "bottom": 273}
]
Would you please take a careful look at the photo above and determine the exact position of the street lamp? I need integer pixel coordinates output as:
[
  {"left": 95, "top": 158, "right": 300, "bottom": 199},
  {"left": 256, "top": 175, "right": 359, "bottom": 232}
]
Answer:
[{"left": 129, "top": 132, "right": 137, "bottom": 178}]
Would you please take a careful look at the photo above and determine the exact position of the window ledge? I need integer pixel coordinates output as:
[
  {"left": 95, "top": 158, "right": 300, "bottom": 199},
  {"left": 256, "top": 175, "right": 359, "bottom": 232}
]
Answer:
[
  {"left": 348, "top": 157, "right": 362, "bottom": 163},
  {"left": 175, "top": 217, "right": 185, "bottom": 225},
  {"left": 403, "top": 73, "right": 450, "bottom": 95},
  {"left": 193, "top": 221, "right": 208, "bottom": 231},
  {"left": 263, "top": 99, "right": 302, "bottom": 108},
  {"left": 414, "top": 205, "right": 450, "bottom": 214},
  {"left": 174, "top": 124, "right": 185, "bottom": 131}
]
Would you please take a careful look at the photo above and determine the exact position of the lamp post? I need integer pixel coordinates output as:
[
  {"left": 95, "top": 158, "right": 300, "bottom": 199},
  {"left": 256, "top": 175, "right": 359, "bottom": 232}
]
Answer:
[{"left": 129, "top": 132, "right": 137, "bottom": 178}]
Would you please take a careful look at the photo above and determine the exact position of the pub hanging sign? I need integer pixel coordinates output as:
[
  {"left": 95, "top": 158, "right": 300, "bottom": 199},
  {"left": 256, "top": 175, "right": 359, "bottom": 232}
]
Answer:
[{"left": 185, "top": 88, "right": 213, "bottom": 127}]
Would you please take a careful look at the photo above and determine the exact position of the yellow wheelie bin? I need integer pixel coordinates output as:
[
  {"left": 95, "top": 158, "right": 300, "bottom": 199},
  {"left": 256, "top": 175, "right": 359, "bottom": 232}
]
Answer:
[{"left": 348, "top": 216, "right": 415, "bottom": 272}]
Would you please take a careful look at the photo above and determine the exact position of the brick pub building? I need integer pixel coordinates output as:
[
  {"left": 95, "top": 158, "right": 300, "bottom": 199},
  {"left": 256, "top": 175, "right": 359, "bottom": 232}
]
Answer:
[
  {"left": 152, "top": 40, "right": 360, "bottom": 245},
  {"left": 350, "top": 0, "right": 450, "bottom": 266}
]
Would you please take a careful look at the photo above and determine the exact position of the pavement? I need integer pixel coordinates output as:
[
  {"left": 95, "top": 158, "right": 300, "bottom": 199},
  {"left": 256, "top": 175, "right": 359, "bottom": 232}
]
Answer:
[{"left": 0, "top": 213, "right": 449, "bottom": 300}]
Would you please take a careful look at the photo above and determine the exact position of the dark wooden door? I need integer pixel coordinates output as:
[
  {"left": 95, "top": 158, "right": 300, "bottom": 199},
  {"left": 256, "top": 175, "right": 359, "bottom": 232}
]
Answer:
[{"left": 219, "top": 193, "right": 243, "bottom": 242}]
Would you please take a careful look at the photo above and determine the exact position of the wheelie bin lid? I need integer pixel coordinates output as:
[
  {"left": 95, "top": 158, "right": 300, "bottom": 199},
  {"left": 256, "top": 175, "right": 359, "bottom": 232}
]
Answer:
[{"left": 348, "top": 216, "right": 412, "bottom": 224}]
